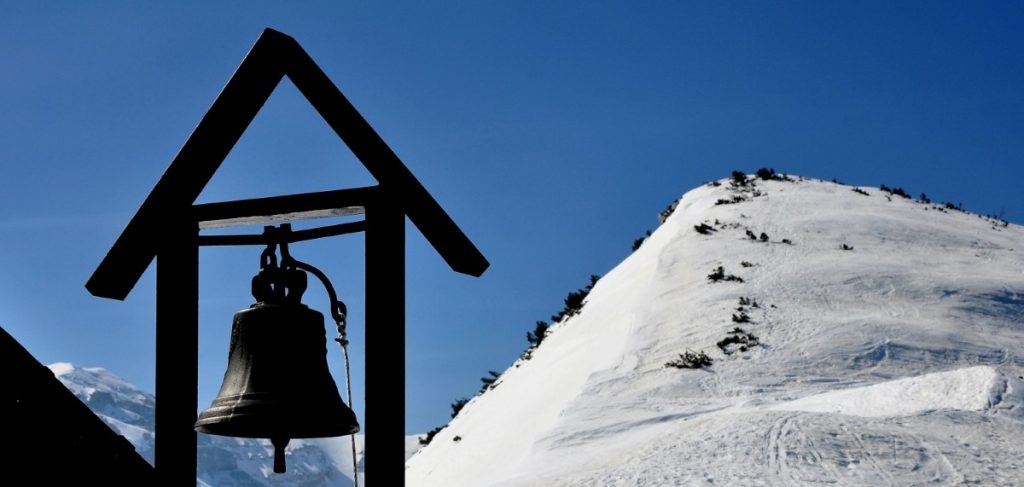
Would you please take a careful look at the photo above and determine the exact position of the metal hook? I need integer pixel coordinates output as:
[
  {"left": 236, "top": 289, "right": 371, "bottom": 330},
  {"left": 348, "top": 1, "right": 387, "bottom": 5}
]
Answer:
[
  {"left": 278, "top": 224, "right": 294, "bottom": 266},
  {"left": 260, "top": 243, "right": 278, "bottom": 270}
]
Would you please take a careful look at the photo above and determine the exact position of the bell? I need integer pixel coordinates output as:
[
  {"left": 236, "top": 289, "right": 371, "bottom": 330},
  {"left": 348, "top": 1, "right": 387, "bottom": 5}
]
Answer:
[{"left": 196, "top": 264, "right": 359, "bottom": 473}]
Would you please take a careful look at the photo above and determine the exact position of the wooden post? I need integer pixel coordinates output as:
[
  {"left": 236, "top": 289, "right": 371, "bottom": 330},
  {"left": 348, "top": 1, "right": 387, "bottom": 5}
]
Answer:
[
  {"left": 155, "top": 219, "right": 199, "bottom": 486},
  {"left": 364, "top": 193, "right": 406, "bottom": 486}
]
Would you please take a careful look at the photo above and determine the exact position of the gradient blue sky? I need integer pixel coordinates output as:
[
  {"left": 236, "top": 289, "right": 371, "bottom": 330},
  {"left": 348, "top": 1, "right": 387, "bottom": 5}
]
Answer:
[{"left": 2, "top": 2, "right": 1022, "bottom": 435}]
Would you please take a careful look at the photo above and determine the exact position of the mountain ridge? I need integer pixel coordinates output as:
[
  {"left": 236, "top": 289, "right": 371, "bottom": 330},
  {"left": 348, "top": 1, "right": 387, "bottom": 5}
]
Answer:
[{"left": 407, "top": 174, "right": 1024, "bottom": 486}]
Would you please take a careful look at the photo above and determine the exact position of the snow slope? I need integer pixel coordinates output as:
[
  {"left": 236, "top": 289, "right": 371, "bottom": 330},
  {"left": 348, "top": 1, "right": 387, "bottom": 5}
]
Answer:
[{"left": 406, "top": 176, "right": 1024, "bottom": 486}]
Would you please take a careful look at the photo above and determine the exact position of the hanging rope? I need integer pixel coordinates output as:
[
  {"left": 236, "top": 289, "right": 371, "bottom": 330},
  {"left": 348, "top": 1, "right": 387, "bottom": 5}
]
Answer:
[{"left": 334, "top": 312, "right": 360, "bottom": 487}]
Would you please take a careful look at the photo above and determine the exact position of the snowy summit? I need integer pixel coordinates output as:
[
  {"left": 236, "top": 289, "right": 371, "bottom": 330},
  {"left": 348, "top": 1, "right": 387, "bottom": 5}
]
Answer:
[{"left": 407, "top": 174, "right": 1024, "bottom": 486}]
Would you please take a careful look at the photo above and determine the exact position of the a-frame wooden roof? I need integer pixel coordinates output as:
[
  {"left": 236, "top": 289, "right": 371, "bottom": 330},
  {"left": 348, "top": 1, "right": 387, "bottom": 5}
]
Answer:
[{"left": 87, "top": 28, "right": 488, "bottom": 300}]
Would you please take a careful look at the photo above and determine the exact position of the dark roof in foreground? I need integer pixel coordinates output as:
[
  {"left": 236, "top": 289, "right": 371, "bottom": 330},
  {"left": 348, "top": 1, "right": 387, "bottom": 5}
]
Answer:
[{"left": 0, "top": 325, "right": 154, "bottom": 484}]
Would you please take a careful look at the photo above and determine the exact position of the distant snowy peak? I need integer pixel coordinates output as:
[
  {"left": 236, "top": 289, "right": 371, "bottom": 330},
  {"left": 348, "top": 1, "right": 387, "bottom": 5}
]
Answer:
[
  {"left": 407, "top": 175, "right": 1024, "bottom": 486},
  {"left": 49, "top": 361, "right": 148, "bottom": 400},
  {"left": 47, "top": 362, "right": 365, "bottom": 486},
  {"left": 52, "top": 361, "right": 150, "bottom": 395},
  {"left": 48, "top": 362, "right": 156, "bottom": 461}
]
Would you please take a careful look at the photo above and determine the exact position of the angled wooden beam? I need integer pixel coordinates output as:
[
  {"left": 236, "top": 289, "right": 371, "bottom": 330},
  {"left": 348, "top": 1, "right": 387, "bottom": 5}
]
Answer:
[
  {"left": 87, "top": 30, "right": 288, "bottom": 300},
  {"left": 278, "top": 32, "right": 489, "bottom": 278}
]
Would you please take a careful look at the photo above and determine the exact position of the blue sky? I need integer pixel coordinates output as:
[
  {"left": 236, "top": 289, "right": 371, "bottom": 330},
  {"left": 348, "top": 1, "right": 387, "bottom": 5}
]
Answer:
[{"left": 1, "top": 2, "right": 1022, "bottom": 435}]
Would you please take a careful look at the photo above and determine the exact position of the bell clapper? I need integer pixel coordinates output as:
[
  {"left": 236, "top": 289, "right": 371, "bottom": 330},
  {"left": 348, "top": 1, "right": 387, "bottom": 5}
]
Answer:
[{"left": 272, "top": 436, "right": 290, "bottom": 473}]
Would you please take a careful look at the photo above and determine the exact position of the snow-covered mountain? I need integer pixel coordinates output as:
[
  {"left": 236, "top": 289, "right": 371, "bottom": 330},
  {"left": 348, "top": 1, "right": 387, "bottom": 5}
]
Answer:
[
  {"left": 406, "top": 175, "right": 1024, "bottom": 486},
  {"left": 48, "top": 362, "right": 371, "bottom": 486}
]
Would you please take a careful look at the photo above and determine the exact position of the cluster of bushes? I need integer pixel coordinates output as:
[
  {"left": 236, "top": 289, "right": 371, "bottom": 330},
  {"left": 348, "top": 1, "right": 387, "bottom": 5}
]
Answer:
[
  {"left": 756, "top": 168, "right": 792, "bottom": 182},
  {"left": 729, "top": 168, "right": 792, "bottom": 185},
  {"left": 878, "top": 183, "right": 968, "bottom": 213},
  {"left": 879, "top": 184, "right": 911, "bottom": 199},
  {"left": 714, "top": 297, "right": 766, "bottom": 356},
  {"left": 715, "top": 194, "right": 748, "bottom": 206},
  {"left": 730, "top": 171, "right": 752, "bottom": 187},
  {"left": 419, "top": 397, "right": 474, "bottom": 445},
  {"left": 665, "top": 350, "right": 713, "bottom": 369},
  {"left": 717, "top": 169, "right": 781, "bottom": 203},
  {"left": 696, "top": 216, "right": 789, "bottom": 247},
  {"left": 745, "top": 229, "right": 769, "bottom": 242},
  {"left": 707, "top": 266, "right": 744, "bottom": 283},
  {"left": 666, "top": 295, "right": 769, "bottom": 370},
  {"left": 694, "top": 223, "right": 716, "bottom": 235},
  {"left": 660, "top": 200, "right": 680, "bottom": 223},
  {"left": 479, "top": 371, "right": 500, "bottom": 392},
  {"left": 420, "top": 426, "right": 442, "bottom": 445},
  {"left": 521, "top": 274, "right": 601, "bottom": 359},
  {"left": 552, "top": 275, "right": 600, "bottom": 323},
  {"left": 717, "top": 327, "right": 760, "bottom": 354},
  {"left": 525, "top": 321, "right": 548, "bottom": 349},
  {"left": 632, "top": 230, "right": 653, "bottom": 251},
  {"left": 928, "top": 203, "right": 957, "bottom": 214},
  {"left": 738, "top": 296, "right": 760, "bottom": 308},
  {"left": 635, "top": 193, "right": 688, "bottom": 251},
  {"left": 870, "top": 182, "right": 987, "bottom": 220},
  {"left": 828, "top": 176, "right": 1011, "bottom": 238},
  {"left": 836, "top": 189, "right": 999, "bottom": 240},
  {"left": 981, "top": 213, "right": 1010, "bottom": 229}
]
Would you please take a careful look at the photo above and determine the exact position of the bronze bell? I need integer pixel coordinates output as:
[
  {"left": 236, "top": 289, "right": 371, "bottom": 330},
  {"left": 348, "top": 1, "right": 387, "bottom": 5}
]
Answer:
[{"left": 195, "top": 261, "right": 359, "bottom": 473}]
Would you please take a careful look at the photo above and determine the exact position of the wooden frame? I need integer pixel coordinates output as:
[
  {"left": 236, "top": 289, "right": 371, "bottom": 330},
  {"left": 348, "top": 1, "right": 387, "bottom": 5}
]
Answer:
[{"left": 86, "top": 29, "right": 487, "bottom": 486}]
